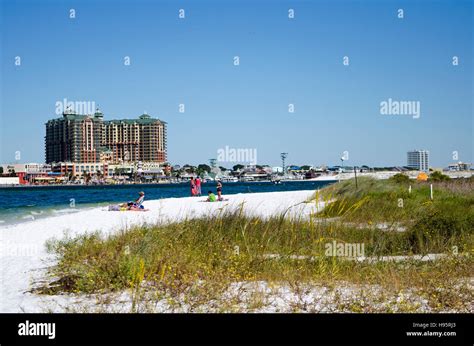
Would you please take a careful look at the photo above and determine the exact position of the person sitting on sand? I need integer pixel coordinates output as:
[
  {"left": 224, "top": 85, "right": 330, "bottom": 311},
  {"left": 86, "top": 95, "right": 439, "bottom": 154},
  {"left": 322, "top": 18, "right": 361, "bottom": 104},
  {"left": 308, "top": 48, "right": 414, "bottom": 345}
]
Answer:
[
  {"left": 122, "top": 191, "right": 145, "bottom": 210},
  {"left": 206, "top": 190, "right": 217, "bottom": 202}
]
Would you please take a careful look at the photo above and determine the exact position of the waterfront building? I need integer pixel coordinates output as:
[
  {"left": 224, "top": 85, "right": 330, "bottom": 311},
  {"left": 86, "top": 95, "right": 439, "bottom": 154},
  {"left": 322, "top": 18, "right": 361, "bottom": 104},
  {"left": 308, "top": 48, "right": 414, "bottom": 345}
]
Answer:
[
  {"left": 45, "top": 108, "right": 104, "bottom": 163},
  {"left": 407, "top": 150, "right": 430, "bottom": 171},
  {"left": 45, "top": 109, "right": 167, "bottom": 164},
  {"left": 446, "top": 162, "right": 471, "bottom": 171},
  {"left": 1, "top": 163, "right": 27, "bottom": 174},
  {"left": 238, "top": 165, "right": 271, "bottom": 181},
  {"left": 0, "top": 163, "right": 53, "bottom": 184},
  {"left": 107, "top": 163, "right": 135, "bottom": 177},
  {"left": 103, "top": 113, "right": 167, "bottom": 163},
  {"left": 72, "top": 162, "right": 109, "bottom": 177},
  {"left": 272, "top": 167, "right": 283, "bottom": 173},
  {"left": 0, "top": 177, "right": 21, "bottom": 185},
  {"left": 0, "top": 163, "right": 51, "bottom": 175},
  {"left": 25, "top": 163, "right": 52, "bottom": 174},
  {"left": 50, "top": 162, "right": 75, "bottom": 175}
]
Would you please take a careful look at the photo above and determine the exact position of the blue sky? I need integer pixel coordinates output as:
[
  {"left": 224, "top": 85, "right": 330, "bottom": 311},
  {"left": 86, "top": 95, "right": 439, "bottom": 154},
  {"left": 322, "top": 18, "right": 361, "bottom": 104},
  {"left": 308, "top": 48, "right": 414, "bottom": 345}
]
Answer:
[{"left": 1, "top": 0, "right": 472, "bottom": 167}]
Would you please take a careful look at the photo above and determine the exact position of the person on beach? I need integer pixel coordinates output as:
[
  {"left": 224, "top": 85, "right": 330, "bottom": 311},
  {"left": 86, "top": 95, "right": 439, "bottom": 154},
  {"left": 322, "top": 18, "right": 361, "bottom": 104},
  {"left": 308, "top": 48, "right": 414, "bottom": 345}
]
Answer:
[
  {"left": 190, "top": 177, "right": 197, "bottom": 196},
  {"left": 216, "top": 179, "right": 223, "bottom": 201},
  {"left": 121, "top": 191, "right": 145, "bottom": 210},
  {"left": 195, "top": 177, "right": 202, "bottom": 196},
  {"left": 207, "top": 190, "right": 217, "bottom": 202}
]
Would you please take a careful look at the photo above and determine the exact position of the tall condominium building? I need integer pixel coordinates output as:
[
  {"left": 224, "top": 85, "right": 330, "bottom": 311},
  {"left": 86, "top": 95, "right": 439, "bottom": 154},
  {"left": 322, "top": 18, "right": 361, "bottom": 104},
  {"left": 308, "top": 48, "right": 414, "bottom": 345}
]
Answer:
[
  {"left": 45, "top": 108, "right": 104, "bottom": 163},
  {"left": 45, "top": 109, "right": 167, "bottom": 164},
  {"left": 103, "top": 114, "right": 167, "bottom": 163},
  {"left": 407, "top": 150, "right": 429, "bottom": 171}
]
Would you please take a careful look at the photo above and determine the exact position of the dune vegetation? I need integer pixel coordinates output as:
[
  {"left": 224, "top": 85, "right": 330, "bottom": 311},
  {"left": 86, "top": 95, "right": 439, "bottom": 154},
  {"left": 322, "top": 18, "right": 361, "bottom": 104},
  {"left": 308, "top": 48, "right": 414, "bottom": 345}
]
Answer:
[{"left": 40, "top": 177, "right": 474, "bottom": 312}]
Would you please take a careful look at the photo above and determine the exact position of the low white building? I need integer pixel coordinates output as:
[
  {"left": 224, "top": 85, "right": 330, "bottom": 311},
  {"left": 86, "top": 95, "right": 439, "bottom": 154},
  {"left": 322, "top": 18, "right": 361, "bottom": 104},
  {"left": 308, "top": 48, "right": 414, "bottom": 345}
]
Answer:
[
  {"left": 1, "top": 163, "right": 26, "bottom": 173},
  {"left": 1, "top": 163, "right": 51, "bottom": 174},
  {"left": 446, "top": 162, "right": 471, "bottom": 171},
  {"left": 0, "top": 177, "right": 20, "bottom": 185}
]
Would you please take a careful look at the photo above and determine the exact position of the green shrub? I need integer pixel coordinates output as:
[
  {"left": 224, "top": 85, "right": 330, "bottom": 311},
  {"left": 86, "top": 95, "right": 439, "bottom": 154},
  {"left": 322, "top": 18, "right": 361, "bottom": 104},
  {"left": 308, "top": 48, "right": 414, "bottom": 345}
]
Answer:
[
  {"left": 429, "top": 171, "right": 451, "bottom": 182},
  {"left": 390, "top": 173, "right": 410, "bottom": 184},
  {"left": 407, "top": 209, "right": 471, "bottom": 253}
]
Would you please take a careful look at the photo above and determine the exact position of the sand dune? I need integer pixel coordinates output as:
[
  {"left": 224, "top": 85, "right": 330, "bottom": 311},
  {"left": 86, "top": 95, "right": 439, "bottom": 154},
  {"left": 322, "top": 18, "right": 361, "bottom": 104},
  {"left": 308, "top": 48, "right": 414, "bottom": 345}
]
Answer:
[{"left": 0, "top": 190, "right": 321, "bottom": 312}]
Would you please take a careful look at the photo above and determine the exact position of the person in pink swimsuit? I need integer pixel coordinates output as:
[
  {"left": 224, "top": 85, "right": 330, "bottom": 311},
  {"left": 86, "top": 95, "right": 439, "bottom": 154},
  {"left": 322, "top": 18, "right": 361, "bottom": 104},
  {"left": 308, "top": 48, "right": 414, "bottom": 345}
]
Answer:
[{"left": 195, "top": 177, "right": 202, "bottom": 196}]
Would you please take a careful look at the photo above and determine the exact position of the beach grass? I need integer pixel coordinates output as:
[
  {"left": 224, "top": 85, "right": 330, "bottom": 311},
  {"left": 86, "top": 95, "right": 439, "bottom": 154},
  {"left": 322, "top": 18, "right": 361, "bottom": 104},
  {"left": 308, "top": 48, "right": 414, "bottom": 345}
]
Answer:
[{"left": 40, "top": 177, "right": 474, "bottom": 312}]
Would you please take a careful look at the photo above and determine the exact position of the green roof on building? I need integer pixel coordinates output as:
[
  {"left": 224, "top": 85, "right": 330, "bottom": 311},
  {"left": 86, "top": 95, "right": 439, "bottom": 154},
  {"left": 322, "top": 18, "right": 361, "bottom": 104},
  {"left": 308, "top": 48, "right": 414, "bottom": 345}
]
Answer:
[
  {"left": 46, "top": 112, "right": 166, "bottom": 124},
  {"left": 105, "top": 113, "right": 166, "bottom": 125}
]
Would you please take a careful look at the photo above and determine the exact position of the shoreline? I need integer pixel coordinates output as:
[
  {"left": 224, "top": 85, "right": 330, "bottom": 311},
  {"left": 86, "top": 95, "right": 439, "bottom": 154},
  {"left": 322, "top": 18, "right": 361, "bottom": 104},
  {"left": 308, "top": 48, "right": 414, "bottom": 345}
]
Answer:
[
  {"left": 1, "top": 170, "right": 472, "bottom": 188},
  {"left": 0, "top": 179, "right": 329, "bottom": 189}
]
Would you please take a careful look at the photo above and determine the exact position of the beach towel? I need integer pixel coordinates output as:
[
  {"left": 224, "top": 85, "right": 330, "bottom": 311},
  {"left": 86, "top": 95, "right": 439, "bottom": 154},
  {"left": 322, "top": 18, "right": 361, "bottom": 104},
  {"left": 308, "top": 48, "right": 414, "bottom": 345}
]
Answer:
[{"left": 108, "top": 204, "right": 127, "bottom": 211}]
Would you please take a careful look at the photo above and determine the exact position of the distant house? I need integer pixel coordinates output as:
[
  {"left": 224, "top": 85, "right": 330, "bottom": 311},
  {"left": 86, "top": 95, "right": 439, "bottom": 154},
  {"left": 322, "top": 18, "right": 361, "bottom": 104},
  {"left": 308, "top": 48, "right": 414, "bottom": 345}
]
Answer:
[
  {"left": 446, "top": 162, "right": 471, "bottom": 171},
  {"left": 238, "top": 165, "right": 270, "bottom": 181}
]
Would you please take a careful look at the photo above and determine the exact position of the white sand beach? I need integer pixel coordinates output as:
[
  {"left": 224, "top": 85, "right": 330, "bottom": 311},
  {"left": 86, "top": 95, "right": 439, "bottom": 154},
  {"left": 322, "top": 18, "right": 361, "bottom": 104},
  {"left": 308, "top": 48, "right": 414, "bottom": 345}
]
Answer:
[{"left": 0, "top": 190, "right": 322, "bottom": 312}]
